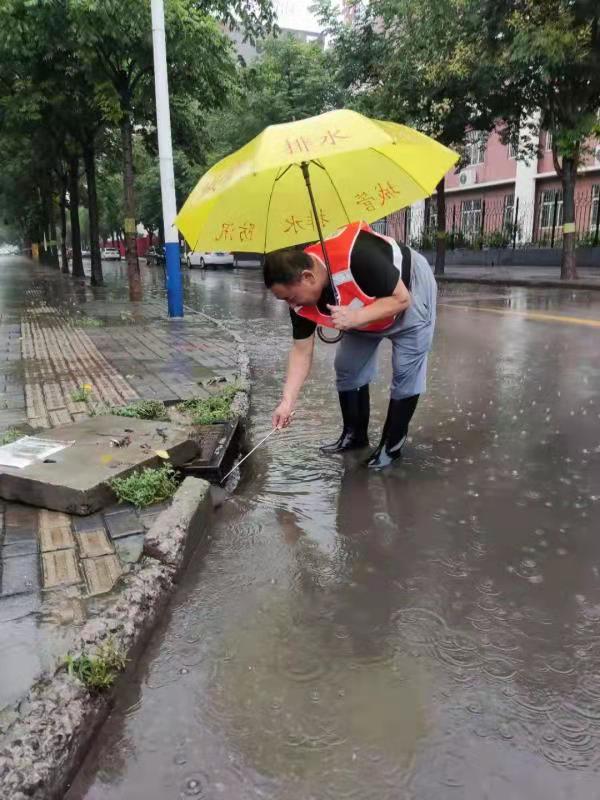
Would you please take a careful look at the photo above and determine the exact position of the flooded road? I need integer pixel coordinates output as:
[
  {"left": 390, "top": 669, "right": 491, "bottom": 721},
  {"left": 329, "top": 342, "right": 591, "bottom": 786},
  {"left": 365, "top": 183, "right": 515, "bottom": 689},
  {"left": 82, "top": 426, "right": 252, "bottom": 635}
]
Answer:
[{"left": 68, "top": 266, "right": 600, "bottom": 799}]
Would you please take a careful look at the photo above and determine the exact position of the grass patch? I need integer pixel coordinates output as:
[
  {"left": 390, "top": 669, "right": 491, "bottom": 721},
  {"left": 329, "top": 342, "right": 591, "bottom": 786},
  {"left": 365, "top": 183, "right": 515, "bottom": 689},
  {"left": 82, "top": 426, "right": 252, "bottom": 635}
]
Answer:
[
  {"left": 110, "top": 399, "right": 169, "bottom": 421},
  {"left": 65, "top": 639, "right": 126, "bottom": 693},
  {"left": 0, "top": 428, "right": 24, "bottom": 446},
  {"left": 178, "top": 384, "right": 240, "bottom": 425},
  {"left": 71, "top": 383, "right": 93, "bottom": 403},
  {"left": 110, "top": 464, "right": 178, "bottom": 508},
  {"left": 75, "top": 315, "right": 104, "bottom": 328}
]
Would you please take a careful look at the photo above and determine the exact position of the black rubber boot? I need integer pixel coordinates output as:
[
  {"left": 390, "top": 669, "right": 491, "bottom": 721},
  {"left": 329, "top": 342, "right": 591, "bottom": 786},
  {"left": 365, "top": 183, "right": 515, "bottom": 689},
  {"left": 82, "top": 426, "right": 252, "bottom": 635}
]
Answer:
[
  {"left": 320, "top": 385, "right": 370, "bottom": 454},
  {"left": 365, "top": 395, "right": 419, "bottom": 469}
]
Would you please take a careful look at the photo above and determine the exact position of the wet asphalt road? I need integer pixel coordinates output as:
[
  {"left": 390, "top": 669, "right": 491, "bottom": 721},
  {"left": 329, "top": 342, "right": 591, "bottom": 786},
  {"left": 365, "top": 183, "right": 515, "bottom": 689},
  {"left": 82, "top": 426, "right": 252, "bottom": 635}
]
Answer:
[{"left": 65, "top": 264, "right": 600, "bottom": 800}]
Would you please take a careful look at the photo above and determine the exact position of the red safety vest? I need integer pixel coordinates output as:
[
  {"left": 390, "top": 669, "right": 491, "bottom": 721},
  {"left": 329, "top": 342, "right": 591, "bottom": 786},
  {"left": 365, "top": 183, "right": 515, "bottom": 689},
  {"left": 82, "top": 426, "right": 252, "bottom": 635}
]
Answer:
[{"left": 294, "top": 221, "right": 404, "bottom": 333}]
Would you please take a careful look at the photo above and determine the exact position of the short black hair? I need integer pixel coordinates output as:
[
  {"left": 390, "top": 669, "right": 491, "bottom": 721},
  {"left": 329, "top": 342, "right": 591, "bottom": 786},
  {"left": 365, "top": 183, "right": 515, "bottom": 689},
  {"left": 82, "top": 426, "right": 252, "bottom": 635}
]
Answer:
[{"left": 263, "top": 247, "right": 312, "bottom": 288}]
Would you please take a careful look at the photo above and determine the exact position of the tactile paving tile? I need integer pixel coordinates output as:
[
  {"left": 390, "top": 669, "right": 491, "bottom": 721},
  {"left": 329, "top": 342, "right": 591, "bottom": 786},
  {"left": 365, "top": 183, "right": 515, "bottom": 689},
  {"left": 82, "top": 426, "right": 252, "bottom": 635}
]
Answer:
[
  {"left": 82, "top": 554, "right": 122, "bottom": 596},
  {"left": 41, "top": 549, "right": 81, "bottom": 588},
  {"left": 75, "top": 529, "right": 114, "bottom": 558},
  {"left": 38, "top": 509, "right": 74, "bottom": 552}
]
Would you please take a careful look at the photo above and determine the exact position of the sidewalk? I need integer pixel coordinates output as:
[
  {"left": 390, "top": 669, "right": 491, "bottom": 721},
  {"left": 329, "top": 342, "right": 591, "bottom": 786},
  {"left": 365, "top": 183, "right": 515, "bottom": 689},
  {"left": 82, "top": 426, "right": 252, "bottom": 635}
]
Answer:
[
  {"left": 437, "top": 263, "right": 600, "bottom": 290},
  {"left": 0, "top": 257, "right": 244, "bottom": 712}
]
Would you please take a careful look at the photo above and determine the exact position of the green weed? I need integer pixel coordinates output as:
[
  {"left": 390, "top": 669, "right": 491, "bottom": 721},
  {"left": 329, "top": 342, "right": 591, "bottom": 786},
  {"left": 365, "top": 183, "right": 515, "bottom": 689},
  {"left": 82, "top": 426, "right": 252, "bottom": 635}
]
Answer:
[
  {"left": 75, "top": 316, "right": 104, "bottom": 328},
  {"left": 110, "top": 465, "right": 178, "bottom": 508},
  {"left": 71, "top": 384, "right": 93, "bottom": 403},
  {"left": 65, "top": 639, "right": 126, "bottom": 693},
  {"left": 0, "top": 428, "right": 24, "bottom": 446},
  {"left": 178, "top": 384, "right": 240, "bottom": 425},
  {"left": 110, "top": 399, "right": 169, "bottom": 421}
]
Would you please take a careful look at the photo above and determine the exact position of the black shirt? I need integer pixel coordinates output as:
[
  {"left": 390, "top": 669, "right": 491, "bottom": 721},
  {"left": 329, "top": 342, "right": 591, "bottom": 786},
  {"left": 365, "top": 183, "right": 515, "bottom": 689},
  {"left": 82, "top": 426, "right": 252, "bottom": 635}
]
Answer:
[{"left": 290, "top": 230, "right": 401, "bottom": 340}]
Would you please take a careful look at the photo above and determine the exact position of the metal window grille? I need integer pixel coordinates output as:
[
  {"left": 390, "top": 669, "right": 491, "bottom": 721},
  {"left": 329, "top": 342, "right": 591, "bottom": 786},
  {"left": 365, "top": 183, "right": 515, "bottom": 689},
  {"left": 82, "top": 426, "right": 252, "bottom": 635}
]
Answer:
[
  {"left": 503, "top": 193, "right": 515, "bottom": 232},
  {"left": 539, "top": 189, "right": 563, "bottom": 230},
  {"left": 461, "top": 198, "right": 482, "bottom": 239},
  {"left": 590, "top": 185, "right": 600, "bottom": 232},
  {"left": 465, "top": 131, "right": 485, "bottom": 166}
]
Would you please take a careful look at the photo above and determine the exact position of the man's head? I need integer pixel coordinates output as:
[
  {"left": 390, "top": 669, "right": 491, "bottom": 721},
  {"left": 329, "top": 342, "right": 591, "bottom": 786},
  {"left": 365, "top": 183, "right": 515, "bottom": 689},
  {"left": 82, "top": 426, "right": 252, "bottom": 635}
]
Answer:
[{"left": 263, "top": 248, "right": 326, "bottom": 307}]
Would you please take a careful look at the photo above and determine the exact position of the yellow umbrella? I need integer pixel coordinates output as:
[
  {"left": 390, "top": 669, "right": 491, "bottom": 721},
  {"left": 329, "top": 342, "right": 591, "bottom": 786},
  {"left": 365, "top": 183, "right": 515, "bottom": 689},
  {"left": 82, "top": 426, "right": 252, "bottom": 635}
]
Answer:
[{"left": 175, "top": 108, "right": 459, "bottom": 258}]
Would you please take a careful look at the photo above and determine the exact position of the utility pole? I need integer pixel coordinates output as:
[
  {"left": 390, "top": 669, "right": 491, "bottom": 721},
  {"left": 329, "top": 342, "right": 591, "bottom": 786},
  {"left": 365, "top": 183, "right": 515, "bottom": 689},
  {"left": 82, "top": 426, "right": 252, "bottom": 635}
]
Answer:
[{"left": 151, "top": 0, "right": 183, "bottom": 317}]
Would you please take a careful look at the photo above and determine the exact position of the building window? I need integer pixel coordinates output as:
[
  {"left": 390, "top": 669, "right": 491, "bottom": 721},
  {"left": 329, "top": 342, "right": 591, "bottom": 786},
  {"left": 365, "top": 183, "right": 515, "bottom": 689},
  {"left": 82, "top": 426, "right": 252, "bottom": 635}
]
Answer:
[
  {"left": 508, "top": 139, "right": 519, "bottom": 159},
  {"left": 461, "top": 198, "right": 482, "bottom": 239},
  {"left": 591, "top": 185, "right": 600, "bottom": 231},
  {"left": 545, "top": 131, "right": 553, "bottom": 152},
  {"left": 539, "top": 189, "right": 563, "bottom": 230},
  {"left": 464, "top": 131, "right": 486, "bottom": 166},
  {"left": 503, "top": 193, "right": 515, "bottom": 232}
]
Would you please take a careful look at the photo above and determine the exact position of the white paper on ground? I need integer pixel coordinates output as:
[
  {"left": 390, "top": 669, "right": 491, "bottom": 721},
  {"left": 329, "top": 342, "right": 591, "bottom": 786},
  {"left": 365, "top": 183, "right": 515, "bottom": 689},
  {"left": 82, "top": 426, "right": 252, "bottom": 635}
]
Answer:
[{"left": 0, "top": 437, "right": 74, "bottom": 469}]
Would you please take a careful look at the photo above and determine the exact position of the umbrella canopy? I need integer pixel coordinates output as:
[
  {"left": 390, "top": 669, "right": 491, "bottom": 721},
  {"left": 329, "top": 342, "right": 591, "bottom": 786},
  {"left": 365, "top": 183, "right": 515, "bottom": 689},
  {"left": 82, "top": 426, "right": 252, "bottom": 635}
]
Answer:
[{"left": 175, "top": 108, "right": 459, "bottom": 254}]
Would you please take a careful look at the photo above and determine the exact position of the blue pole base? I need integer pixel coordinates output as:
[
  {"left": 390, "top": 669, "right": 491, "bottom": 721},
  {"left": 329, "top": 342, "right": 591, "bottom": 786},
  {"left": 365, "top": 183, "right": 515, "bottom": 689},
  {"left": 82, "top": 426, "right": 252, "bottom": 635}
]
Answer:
[{"left": 165, "top": 241, "right": 184, "bottom": 317}]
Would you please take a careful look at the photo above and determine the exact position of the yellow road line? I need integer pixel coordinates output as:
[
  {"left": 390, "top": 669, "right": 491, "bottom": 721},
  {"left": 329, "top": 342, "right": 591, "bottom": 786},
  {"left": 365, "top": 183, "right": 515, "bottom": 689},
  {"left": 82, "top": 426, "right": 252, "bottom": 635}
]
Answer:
[{"left": 439, "top": 303, "right": 600, "bottom": 328}]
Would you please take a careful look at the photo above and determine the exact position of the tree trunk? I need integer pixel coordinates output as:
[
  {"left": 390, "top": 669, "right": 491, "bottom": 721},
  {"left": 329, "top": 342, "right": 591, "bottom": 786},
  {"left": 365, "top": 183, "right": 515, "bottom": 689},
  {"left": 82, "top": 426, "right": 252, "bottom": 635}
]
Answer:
[
  {"left": 59, "top": 180, "right": 69, "bottom": 273},
  {"left": 83, "top": 144, "right": 104, "bottom": 286},
  {"left": 39, "top": 184, "right": 50, "bottom": 266},
  {"left": 120, "top": 113, "right": 142, "bottom": 301},
  {"left": 69, "top": 156, "right": 84, "bottom": 277},
  {"left": 434, "top": 176, "right": 447, "bottom": 276},
  {"left": 560, "top": 157, "right": 578, "bottom": 280},
  {"left": 48, "top": 197, "right": 59, "bottom": 269}
]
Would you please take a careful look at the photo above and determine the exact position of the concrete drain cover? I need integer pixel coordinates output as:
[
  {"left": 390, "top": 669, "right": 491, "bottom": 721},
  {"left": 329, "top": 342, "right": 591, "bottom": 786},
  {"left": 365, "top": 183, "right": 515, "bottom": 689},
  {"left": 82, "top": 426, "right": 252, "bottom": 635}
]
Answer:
[{"left": 0, "top": 416, "right": 199, "bottom": 515}]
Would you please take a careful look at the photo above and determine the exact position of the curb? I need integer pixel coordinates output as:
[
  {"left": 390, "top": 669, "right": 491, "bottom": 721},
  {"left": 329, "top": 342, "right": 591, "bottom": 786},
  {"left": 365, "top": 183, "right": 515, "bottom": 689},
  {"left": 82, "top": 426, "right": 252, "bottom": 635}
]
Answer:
[
  {"left": 436, "top": 275, "right": 600, "bottom": 291},
  {"left": 144, "top": 476, "right": 212, "bottom": 571},
  {"left": 0, "top": 479, "right": 212, "bottom": 800}
]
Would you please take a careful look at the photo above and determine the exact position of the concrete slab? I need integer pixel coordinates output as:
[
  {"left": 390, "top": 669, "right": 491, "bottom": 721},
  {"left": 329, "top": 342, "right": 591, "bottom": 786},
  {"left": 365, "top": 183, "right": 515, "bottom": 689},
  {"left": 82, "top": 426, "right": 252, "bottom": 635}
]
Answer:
[
  {"left": 0, "top": 416, "right": 199, "bottom": 515},
  {"left": 0, "top": 591, "right": 41, "bottom": 622},
  {"left": 104, "top": 509, "right": 144, "bottom": 539},
  {"left": 2, "top": 539, "right": 38, "bottom": 558},
  {"left": 72, "top": 512, "right": 105, "bottom": 532},
  {"left": 1, "top": 552, "right": 40, "bottom": 596},
  {"left": 4, "top": 504, "right": 38, "bottom": 543},
  {"left": 113, "top": 533, "right": 144, "bottom": 564}
]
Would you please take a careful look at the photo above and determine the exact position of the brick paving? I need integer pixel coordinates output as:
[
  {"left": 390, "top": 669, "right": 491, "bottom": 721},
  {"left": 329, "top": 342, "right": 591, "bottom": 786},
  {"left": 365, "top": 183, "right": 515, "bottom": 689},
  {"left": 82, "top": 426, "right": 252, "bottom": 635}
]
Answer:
[
  {"left": 0, "top": 259, "right": 240, "bottom": 435},
  {"left": 19, "top": 303, "right": 237, "bottom": 429},
  {"left": 0, "top": 257, "right": 244, "bottom": 707},
  {"left": 0, "top": 498, "right": 161, "bottom": 642}
]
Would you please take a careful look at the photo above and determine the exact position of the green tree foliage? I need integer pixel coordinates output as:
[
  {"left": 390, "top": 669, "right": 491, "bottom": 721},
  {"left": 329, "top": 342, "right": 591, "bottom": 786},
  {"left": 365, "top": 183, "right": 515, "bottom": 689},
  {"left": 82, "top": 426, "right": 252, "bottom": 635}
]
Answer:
[
  {"left": 0, "top": 0, "right": 275, "bottom": 293},
  {"left": 317, "top": 0, "right": 504, "bottom": 274},
  {"left": 481, "top": 0, "right": 600, "bottom": 279},
  {"left": 67, "top": 0, "right": 240, "bottom": 298},
  {"left": 207, "top": 34, "right": 344, "bottom": 164}
]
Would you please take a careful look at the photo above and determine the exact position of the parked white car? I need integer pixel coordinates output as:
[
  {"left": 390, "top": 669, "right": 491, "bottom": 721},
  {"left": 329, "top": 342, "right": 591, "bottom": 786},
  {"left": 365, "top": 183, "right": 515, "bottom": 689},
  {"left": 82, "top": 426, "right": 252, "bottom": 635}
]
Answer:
[
  {"left": 186, "top": 250, "right": 234, "bottom": 269},
  {"left": 101, "top": 247, "right": 121, "bottom": 261}
]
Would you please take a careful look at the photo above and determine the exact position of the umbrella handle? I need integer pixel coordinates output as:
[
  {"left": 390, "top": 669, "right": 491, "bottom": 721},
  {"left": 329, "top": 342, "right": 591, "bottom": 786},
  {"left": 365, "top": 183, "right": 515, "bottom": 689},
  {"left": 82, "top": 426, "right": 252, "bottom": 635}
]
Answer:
[{"left": 317, "top": 326, "right": 343, "bottom": 344}]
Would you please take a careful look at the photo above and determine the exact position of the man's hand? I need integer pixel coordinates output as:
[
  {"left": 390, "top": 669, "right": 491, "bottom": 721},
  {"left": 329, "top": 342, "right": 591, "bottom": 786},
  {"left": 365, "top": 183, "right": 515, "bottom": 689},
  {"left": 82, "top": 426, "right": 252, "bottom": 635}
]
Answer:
[
  {"left": 326, "top": 304, "right": 361, "bottom": 331},
  {"left": 272, "top": 398, "right": 294, "bottom": 429}
]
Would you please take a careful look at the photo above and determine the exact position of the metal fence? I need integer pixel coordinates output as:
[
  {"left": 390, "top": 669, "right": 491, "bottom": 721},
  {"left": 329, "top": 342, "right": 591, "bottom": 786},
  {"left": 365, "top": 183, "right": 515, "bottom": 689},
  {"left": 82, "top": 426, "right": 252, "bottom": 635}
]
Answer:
[{"left": 379, "top": 190, "right": 600, "bottom": 250}]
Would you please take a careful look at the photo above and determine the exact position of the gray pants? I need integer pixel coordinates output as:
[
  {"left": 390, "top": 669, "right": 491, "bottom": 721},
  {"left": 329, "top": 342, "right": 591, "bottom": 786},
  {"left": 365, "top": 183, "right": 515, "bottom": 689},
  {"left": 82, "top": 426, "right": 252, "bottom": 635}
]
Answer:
[{"left": 334, "top": 251, "right": 437, "bottom": 399}]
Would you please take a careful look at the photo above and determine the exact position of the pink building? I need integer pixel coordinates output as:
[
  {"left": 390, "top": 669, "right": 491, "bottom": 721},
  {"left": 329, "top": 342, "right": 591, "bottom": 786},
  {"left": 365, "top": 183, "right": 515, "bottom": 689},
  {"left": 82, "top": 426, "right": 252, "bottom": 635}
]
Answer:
[{"left": 403, "top": 126, "right": 600, "bottom": 248}]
